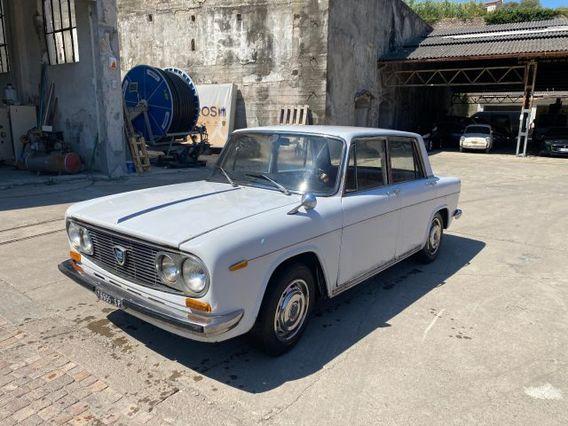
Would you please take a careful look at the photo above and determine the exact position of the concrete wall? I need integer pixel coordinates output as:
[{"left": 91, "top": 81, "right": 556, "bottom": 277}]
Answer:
[
  {"left": 3, "top": 0, "right": 124, "bottom": 176},
  {"left": 117, "top": 0, "right": 330, "bottom": 128},
  {"left": 326, "top": 0, "right": 439, "bottom": 131}
]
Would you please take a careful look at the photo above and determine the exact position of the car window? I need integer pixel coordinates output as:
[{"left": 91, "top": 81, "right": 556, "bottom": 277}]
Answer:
[
  {"left": 388, "top": 138, "right": 424, "bottom": 183},
  {"left": 466, "top": 126, "right": 491, "bottom": 134},
  {"left": 345, "top": 138, "right": 386, "bottom": 193}
]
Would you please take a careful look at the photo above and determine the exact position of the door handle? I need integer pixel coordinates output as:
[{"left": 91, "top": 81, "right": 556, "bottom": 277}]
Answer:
[{"left": 426, "top": 181, "right": 437, "bottom": 186}]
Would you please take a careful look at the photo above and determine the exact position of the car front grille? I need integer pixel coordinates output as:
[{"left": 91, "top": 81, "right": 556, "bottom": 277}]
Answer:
[{"left": 80, "top": 223, "right": 181, "bottom": 294}]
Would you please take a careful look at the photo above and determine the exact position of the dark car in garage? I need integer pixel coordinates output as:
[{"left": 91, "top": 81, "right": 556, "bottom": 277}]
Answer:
[
  {"left": 430, "top": 116, "right": 476, "bottom": 149},
  {"left": 533, "top": 127, "right": 568, "bottom": 157}
]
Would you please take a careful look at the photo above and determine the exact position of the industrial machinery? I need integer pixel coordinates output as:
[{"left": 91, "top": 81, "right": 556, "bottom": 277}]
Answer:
[{"left": 122, "top": 65, "right": 209, "bottom": 168}]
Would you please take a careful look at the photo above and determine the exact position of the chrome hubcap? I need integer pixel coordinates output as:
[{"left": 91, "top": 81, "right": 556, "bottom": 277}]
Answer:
[
  {"left": 274, "top": 279, "right": 310, "bottom": 342},
  {"left": 429, "top": 217, "right": 442, "bottom": 254}
]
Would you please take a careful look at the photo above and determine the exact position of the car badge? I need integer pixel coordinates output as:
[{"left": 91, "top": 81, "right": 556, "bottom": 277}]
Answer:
[{"left": 113, "top": 246, "right": 127, "bottom": 266}]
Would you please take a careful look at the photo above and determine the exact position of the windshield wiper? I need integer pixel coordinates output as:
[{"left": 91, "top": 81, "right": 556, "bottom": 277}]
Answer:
[
  {"left": 214, "top": 165, "right": 238, "bottom": 187},
  {"left": 244, "top": 173, "right": 291, "bottom": 195}
]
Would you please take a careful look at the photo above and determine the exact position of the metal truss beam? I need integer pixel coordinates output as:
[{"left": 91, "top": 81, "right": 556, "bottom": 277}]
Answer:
[
  {"left": 384, "top": 65, "right": 526, "bottom": 88},
  {"left": 451, "top": 92, "right": 568, "bottom": 105}
]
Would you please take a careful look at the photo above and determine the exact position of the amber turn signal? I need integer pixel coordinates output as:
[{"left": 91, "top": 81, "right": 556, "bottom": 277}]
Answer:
[
  {"left": 229, "top": 260, "right": 248, "bottom": 272},
  {"left": 185, "top": 298, "right": 212, "bottom": 313},
  {"left": 70, "top": 251, "right": 81, "bottom": 263}
]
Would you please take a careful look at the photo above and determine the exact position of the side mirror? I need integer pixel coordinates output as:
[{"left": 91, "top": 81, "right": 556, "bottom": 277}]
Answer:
[{"left": 288, "top": 193, "right": 317, "bottom": 215}]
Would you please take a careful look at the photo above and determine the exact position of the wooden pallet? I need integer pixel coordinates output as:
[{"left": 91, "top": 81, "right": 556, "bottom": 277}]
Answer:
[
  {"left": 123, "top": 102, "right": 150, "bottom": 173},
  {"left": 279, "top": 105, "right": 311, "bottom": 125}
]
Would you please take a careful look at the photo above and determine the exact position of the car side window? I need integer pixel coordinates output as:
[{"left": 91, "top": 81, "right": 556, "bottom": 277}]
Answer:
[
  {"left": 388, "top": 138, "right": 424, "bottom": 183},
  {"left": 345, "top": 138, "right": 387, "bottom": 193}
]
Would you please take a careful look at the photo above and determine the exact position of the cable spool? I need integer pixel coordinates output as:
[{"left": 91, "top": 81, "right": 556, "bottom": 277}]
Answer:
[{"left": 122, "top": 65, "right": 200, "bottom": 142}]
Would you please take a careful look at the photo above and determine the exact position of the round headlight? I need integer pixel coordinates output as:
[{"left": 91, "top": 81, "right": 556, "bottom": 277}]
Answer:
[
  {"left": 79, "top": 227, "right": 93, "bottom": 255},
  {"left": 156, "top": 254, "right": 180, "bottom": 284},
  {"left": 182, "top": 257, "right": 209, "bottom": 295},
  {"left": 67, "top": 222, "right": 82, "bottom": 250}
]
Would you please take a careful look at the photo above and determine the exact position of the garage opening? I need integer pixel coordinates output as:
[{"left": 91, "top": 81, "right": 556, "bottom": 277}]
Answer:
[{"left": 379, "top": 18, "right": 568, "bottom": 157}]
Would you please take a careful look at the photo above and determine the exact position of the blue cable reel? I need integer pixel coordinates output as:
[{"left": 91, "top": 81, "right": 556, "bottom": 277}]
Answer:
[{"left": 122, "top": 65, "right": 200, "bottom": 143}]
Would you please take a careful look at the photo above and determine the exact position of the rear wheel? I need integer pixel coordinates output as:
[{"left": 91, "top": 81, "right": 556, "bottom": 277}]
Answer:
[
  {"left": 252, "top": 263, "right": 315, "bottom": 356},
  {"left": 417, "top": 212, "right": 444, "bottom": 263}
]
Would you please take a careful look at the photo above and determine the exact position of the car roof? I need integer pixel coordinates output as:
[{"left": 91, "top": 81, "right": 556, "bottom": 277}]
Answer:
[
  {"left": 466, "top": 124, "right": 491, "bottom": 128},
  {"left": 232, "top": 125, "right": 421, "bottom": 141}
]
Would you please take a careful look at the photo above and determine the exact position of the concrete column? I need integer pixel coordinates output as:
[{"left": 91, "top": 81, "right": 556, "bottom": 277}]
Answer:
[{"left": 91, "top": 0, "right": 125, "bottom": 176}]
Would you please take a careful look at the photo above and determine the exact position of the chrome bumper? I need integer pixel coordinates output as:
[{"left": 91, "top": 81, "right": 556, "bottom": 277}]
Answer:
[{"left": 58, "top": 260, "right": 243, "bottom": 338}]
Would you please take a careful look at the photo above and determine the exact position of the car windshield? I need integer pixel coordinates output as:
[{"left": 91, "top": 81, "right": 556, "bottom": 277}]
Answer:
[
  {"left": 466, "top": 126, "right": 490, "bottom": 134},
  {"left": 211, "top": 132, "right": 345, "bottom": 196}
]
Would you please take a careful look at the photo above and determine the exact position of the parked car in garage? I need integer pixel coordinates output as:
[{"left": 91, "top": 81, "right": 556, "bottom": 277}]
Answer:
[
  {"left": 532, "top": 127, "right": 568, "bottom": 156},
  {"left": 460, "top": 124, "right": 506, "bottom": 153},
  {"left": 59, "top": 126, "right": 462, "bottom": 355},
  {"left": 471, "top": 111, "right": 518, "bottom": 142},
  {"left": 431, "top": 116, "right": 476, "bottom": 149}
]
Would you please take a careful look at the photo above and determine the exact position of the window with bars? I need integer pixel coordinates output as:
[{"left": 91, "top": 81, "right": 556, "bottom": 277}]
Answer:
[
  {"left": 0, "top": 0, "right": 9, "bottom": 73},
  {"left": 43, "top": 0, "right": 79, "bottom": 65}
]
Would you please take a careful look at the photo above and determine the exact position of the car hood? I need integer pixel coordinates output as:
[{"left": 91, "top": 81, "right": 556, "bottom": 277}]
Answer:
[{"left": 67, "top": 180, "right": 299, "bottom": 248}]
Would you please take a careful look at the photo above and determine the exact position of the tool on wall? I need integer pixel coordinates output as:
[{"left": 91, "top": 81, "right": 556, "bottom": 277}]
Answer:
[{"left": 122, "top": 65, "right": 209, "bottom": 169}]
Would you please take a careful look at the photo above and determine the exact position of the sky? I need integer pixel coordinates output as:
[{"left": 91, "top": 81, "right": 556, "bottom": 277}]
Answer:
[{"left": 540, "top": 0, "right": 567, "bottom": 7}]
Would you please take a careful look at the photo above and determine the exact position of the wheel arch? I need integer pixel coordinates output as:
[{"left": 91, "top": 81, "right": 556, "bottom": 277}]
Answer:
[
  {"left": 422, "top": 205, "right": 450, "bottom": 247},
  {"left": 254, "top": 249, "right": 330, "bottom": 324}
]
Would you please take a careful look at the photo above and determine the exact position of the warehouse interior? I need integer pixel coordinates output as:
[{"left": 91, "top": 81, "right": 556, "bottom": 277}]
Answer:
[{"left": 0, "top": 0, "right": 123, "bottom": 184}]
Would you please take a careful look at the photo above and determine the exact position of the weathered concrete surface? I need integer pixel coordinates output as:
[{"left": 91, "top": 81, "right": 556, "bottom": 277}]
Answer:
[
  {"left": 0, "top": 152, "right": 567, "bottom": 424},
  {"left": 326, "top": 0, "right": 444, "bottom": 131},
  {"left": 118, "top": 0, "right": 330, "bottom": 128},
  {"left": 117, "top": 0, "right": 434, "bottom": 131}
]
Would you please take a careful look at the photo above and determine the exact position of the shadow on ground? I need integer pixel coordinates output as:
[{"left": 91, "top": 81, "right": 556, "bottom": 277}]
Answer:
[
  {"left": 108, "top": 234, "right": 485, "bottom": 393},
  {"left": 0, "top": 169, "right": 211, "bottom": 212}
]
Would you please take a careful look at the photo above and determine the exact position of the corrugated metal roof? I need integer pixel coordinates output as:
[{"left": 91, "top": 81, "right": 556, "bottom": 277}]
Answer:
[{"left": 381, "top": 18, "right": 568, "bottom": 62}]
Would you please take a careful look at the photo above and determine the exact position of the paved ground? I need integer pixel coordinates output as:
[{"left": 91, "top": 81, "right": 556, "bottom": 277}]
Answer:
[{"left": 0, "top": 152, "right": 566, "bottom": 425}]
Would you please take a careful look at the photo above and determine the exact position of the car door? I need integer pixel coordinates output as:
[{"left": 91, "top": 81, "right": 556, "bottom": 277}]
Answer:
[
  {"left": 387, "top": 137, "right": 437, "bottom": 258},
  {"left": 338, "top": 138, "right": 400, "bottom": 286}
]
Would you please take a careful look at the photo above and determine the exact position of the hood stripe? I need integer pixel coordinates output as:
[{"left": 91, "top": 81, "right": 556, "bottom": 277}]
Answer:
[{"left": 116, "top": 188, "right": 240, "bottom": 224}]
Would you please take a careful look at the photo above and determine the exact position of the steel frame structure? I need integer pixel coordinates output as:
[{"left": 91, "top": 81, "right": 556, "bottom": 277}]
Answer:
[
  {"left": 384, "top": 62, "right": 546, "bottom": 157},
  {"left": 384, "top": 65, "right": 526, "bottom": 88},
  {"left": 451, "top": 92, "right": 568, "bottom": 105}
]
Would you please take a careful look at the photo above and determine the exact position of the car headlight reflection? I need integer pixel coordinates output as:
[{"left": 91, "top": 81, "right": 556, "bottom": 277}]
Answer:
[
  {"left": 155, "top": 252, "right": 209, "bottom": 297},
  {"left": 157, "top": 254, "right": 180, "bottom": 284},
  {"left": 67, "top": 222, "right": 94, "bottom": 255},
  {"left": 182, "top": 257, "right": 209, "bottom": 294}
]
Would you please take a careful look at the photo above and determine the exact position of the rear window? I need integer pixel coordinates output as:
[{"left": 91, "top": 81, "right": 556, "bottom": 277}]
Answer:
[{"left": 465, "top": 126, "right": 490, "bottom": 134}]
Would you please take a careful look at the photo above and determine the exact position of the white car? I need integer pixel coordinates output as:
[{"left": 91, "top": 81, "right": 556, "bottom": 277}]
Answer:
[
  {"left": 60, "top": 126, "right": 462, "bottom": 355},
  {"left": 460, "top": 124, "right": 494, "bottom": 152}
]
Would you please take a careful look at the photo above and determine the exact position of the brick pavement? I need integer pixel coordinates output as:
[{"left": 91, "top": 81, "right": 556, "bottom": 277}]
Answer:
[{"left": 0, "top": 316, "right": 156, "bottom": 425}]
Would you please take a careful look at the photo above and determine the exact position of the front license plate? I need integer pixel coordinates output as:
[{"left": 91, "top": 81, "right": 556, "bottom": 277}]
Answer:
[
  {"left": 95, "top": 288, "right": 123, "bottom": 309},
  {"left": 558, "top": 147, "right": 568, "bottom": 153}
]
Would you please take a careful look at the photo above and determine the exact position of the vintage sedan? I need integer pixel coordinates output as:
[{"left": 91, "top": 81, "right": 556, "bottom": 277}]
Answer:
[{"left": 59, "top": 126, "right": 462, "bottom": 355}]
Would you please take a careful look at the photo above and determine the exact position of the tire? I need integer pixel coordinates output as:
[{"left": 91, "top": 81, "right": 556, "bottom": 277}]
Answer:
[
  {"left": 417, "top": 212, "right": 444, "bottom": 264},
  {"left": 251, "top": 263, "right": 315, "bottom": 356}
]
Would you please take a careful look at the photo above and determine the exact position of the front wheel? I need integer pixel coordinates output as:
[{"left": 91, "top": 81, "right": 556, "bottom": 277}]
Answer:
[
  {"left": 252, "top": 263, "right": 315, "bottom": 356},
  {"left": 417, "top": 212, "right": 444, "bottom": 263}
]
